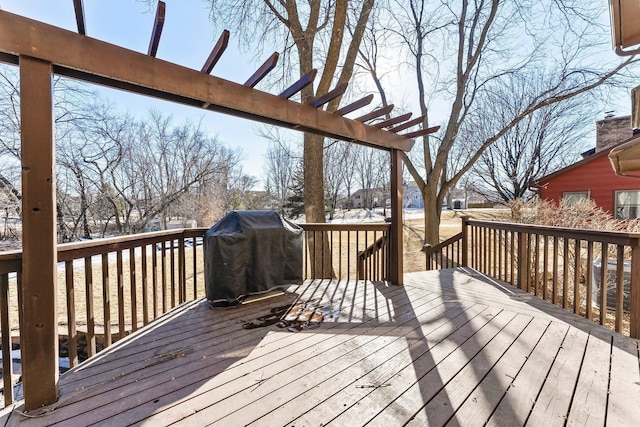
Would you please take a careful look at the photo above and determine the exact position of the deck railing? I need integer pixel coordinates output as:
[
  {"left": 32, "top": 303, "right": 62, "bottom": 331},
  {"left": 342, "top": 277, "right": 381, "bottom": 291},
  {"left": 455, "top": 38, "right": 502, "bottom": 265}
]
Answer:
[
  {"left": 423, "top": 216, "right": 640, "bottom": 339},
  {"left": 0, "top": 222, "right": 390, "bottom": 406},
  {"left": 299, "top": 223, "right": 390, "bottom": 281},
  {"left": 0, "top": 228, "right": 205, "bottom": 407}
]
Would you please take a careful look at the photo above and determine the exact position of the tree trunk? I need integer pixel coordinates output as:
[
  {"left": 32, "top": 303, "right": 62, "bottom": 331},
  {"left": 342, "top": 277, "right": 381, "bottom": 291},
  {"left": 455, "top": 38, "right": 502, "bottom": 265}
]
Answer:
[
  {"left": 422, "top": 183, "right": 442, "bottom": 246},
  {"left": 304, "top": 132, "right": 334, "bottom": 278}
]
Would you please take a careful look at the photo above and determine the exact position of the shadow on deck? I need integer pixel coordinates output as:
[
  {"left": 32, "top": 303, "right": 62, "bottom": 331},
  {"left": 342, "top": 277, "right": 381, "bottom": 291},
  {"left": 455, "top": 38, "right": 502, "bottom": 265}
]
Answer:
[{"left": 1, "top": 269, "right": 639, "bottom": 426}]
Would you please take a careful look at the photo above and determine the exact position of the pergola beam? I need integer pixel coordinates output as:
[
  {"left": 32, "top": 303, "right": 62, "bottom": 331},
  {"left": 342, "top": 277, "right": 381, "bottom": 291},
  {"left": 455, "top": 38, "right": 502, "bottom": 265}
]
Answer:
[{"left": 0, "top": 10, "right": 413, "bottom": 152}]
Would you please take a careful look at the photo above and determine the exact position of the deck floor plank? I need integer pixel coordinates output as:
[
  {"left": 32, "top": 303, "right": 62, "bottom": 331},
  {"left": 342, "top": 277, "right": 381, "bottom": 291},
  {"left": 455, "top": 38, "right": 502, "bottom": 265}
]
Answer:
[
  {"left": 165, "top": 295, "right": 446, "bottom": 425},
  {"left": 447, "top": 317, "right": 550, "bottom": 426},
  {"left": 566, "top": 333, "right": 613, "bottom": 426},
  {"left": 526, "top": 327, "right": 589, "bottom": 426},
  {"left": 43, "top": 280, "right": 389, "bottom": 426},
  {"left": 485, "top": 320, "right": 569, "bottom": 426},
  {"left": 406, "top": 313, "right": 534, "bottom": 426},
  {"left": 606, "top": 335, "right": 640, "bottom": 426},
  {"left": 105, "top": 284, "right": 444, "bottom": 426},
  {"left": 269, "top": 303, "right": 490, "bottom": 427},
  {"left": 329, "top": 308, "right": 515, "bottom": 426},
  {"left": 4, "top": 269, "right": 639, "bottom": 427}
]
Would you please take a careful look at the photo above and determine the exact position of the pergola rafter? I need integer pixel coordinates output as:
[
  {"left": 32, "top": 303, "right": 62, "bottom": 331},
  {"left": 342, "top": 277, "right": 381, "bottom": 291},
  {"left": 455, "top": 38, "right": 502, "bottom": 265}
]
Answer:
[{"left": 0, "top": 4, "right": 430, "bottom": 411}]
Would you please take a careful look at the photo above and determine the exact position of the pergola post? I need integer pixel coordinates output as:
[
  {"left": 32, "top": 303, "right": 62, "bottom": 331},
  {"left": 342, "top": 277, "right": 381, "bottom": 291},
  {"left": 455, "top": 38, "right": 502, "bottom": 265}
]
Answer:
[
  {"left": 390, "top": 149, "right": 403, "bottom": 285},
  {"left": 19, "top": 55, "right": 59, "bottom": 410}
]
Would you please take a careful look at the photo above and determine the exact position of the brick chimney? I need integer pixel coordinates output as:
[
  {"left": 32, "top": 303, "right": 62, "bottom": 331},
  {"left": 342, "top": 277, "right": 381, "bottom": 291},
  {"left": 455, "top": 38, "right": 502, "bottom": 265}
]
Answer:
[{"left": 595, "top": 114, "right": 633, "bottom": 153}]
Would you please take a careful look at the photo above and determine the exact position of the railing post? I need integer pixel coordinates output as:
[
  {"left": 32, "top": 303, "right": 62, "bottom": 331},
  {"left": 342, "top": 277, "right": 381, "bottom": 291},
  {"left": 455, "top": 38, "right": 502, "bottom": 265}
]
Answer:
[
  {"left": 630, "top": 239, "right": 640, "bottom": 339},
  {"left": 19, "top": 55, "right": 59, "bottom": 411},
  {"left": 461, "top": 216, "right": 469, "bottom": 267},
  {"left": 517, "top": 231, "right": 527, "bottom": 291}
]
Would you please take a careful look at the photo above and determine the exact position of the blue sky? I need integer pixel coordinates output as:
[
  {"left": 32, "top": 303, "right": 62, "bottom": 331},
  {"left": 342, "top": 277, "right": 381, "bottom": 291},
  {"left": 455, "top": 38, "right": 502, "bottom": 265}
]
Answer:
[
  {"left": 0, "top": 0, "right": 274, "bottom": 183},
  {"left": 1, "top": 0, "right": 635, "bottom": 188}
]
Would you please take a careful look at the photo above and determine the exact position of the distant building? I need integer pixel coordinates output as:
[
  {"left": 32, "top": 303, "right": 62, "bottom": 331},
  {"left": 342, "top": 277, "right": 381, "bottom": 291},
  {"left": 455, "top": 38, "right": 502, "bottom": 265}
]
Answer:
[
  {"left": 349, "top": 188, "right": 388, "bottom": 209},
  {"left": 534, "top": 115, "right": 640, "bottom": 219},
  {"left": 403, "top": 181, "right": 423, "bottom": 208}
]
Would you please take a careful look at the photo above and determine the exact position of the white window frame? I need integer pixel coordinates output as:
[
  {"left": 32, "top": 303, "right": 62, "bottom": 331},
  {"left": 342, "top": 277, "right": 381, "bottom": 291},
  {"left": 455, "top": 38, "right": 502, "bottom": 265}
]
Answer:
[
  {"left": 615, "top": 190, "right": 640, "bottom": 219},
  {"left": 562, "top": 191, "right": 590, "bottom": 206}
]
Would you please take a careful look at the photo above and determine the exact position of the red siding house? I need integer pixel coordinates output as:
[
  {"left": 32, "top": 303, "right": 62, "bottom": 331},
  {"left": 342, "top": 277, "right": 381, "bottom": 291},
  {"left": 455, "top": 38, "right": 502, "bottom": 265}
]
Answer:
[
  {"left": 534, "top": 115, "right": 640, "bottom": 219},
  {"left": 535, "top": 147, "right": 640, "bottom": 218}
]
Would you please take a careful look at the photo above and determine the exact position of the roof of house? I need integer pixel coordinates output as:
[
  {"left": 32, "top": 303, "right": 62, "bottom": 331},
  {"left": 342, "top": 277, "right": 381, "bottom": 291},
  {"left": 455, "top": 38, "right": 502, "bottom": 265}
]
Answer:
[{"left": 534, "top": 134, "right": 639, "bottom": 185}]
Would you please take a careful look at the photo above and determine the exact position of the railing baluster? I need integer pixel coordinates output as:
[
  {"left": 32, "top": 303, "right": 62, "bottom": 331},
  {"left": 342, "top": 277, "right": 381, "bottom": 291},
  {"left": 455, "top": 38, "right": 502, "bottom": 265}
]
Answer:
[
  {"left": 600, "top": 242, "right": 608, "bottom": 326},
  {"left": 534, "top": 234, "right": 539, "bottom": 297},
  {"left": 117, "top": 250, "right": 125, "bottom": 339},
  {"left": 1, "top": 273, "right": 14, "bottom": 406},
  {"left": 129, "top": 248, "right": 137, "bottom": 331},
  {"left": 542, "top": 235, "right": 549, "bottom": 301},
  {"left": 574, "top": 239, "right": 581, "bottom": 315},
  {"left": 179, "top": 235, "right": 185, "bottom": 303},
  {"left": 65, "top": 261, "right": 78, "bottom": 367},
  {"left": 84, "top": 256, "right": 96, "bottom": 357},
  {"left": 586, "top": 241, "right": 594, "bottom": 321},
  {"left": 101, "top": 253, "right": 111, "bottom": 347},
  {"left": 152, "top": 245, "right": 158, "bottom": 318},
  {"left": 526, "top": 233, "right": 532, "bottom": 293},
  {"left": 142, "top": 244, "right": 149, "bottom": 325},
  {"left": 615, "top": 244, "right": 624, "bottom": 332},
  {"left": 170, "top": 239, "right": 176, "bottom": 308},
  {"left": 161, "top": 240, "right": 167, "bottom": 313},
  {"left": 193, "top": 236, "right": 198, "bottom": 299},
  {"left": 563, "top": 238, "right": 569, "bottom": 309},
  {"left": 553, "top": 236, "right": 559, "bottom": 305}
]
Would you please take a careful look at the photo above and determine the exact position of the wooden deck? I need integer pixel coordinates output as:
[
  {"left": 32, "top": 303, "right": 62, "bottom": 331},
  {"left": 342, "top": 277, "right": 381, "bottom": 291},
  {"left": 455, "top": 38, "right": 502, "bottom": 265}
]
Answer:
[{"left": 2, "top": 268, "right": 639, "bottom": 426}]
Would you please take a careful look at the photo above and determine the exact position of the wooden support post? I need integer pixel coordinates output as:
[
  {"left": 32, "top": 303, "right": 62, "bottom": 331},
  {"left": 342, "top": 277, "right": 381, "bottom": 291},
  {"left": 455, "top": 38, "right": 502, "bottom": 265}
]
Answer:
[
  {"left": 19, "top": 56, "right": 58, "bottom": 410},
  {"left": 630, "top": 240, "right": 640, "bottom": 338},
  {"left": 461, "top": 216, "right": 469, "bottom": 267},
  {"left": 390, "top": 149, "right": 403, "bottom": 285}
]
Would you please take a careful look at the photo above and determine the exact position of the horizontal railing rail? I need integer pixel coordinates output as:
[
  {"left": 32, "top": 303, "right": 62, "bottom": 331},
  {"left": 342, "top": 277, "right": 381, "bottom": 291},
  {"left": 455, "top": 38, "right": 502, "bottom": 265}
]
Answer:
[{"left": 423, "top": 216, "right": 640, "bottom": 339}]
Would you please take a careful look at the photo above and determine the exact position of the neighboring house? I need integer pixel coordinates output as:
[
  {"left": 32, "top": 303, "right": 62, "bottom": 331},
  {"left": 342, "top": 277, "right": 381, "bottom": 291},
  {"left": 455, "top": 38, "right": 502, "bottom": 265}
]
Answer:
[
  {"left": 349, "top": 188, "right": 388, "bottom": 209},
  {"left": 446, "top": 187, "right": 492, "bottom": 209},
  {"left": 534, "top": 115, "right": 640, "bottom": 219},
  {"left": 403, "top": 180, "right": 423, "bottom": 208}
]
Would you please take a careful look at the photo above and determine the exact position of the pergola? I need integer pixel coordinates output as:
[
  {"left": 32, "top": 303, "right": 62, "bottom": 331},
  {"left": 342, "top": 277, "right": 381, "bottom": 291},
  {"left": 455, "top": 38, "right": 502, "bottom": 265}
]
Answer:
[{"left": 0, "top": 2, "right": 435, "bottom": 411}]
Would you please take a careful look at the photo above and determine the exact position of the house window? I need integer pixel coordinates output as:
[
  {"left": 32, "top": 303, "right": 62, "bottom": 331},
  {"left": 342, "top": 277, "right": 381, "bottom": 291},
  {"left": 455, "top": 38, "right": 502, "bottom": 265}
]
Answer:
[
  {"left": 615, "top": 190, "right": 640, "bottom": 219},
  {"left": 562, "top": 191, "right": 589, "bottom": 206}
]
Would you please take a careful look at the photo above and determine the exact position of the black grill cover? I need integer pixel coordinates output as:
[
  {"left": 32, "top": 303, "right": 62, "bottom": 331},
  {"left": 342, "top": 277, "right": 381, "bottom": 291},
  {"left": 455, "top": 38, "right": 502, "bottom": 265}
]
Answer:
[{"left": 204, "top": 210, "right": 303, "bottom": 302}]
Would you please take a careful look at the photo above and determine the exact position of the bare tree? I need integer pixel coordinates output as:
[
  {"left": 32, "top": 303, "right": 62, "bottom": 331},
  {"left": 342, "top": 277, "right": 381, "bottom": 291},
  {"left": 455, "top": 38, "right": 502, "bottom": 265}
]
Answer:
[
  {"left": 468, "top": 76, "right": 594, "bottom": 202},
  {"left": 263, "top": 136, "right": 297, "bottom": 214},
  {"left": 163, "top": 0, "right": 371, "bottom": 225},
  {"left": 364, "top": 0, "right": 639, "bottom": 244}
]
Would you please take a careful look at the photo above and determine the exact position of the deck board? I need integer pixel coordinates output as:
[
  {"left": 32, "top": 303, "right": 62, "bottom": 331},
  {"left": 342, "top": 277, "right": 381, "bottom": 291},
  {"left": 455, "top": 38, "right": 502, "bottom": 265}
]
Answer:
[{"left": 3, "top": 269, "right": 639, "bottom": 427}]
